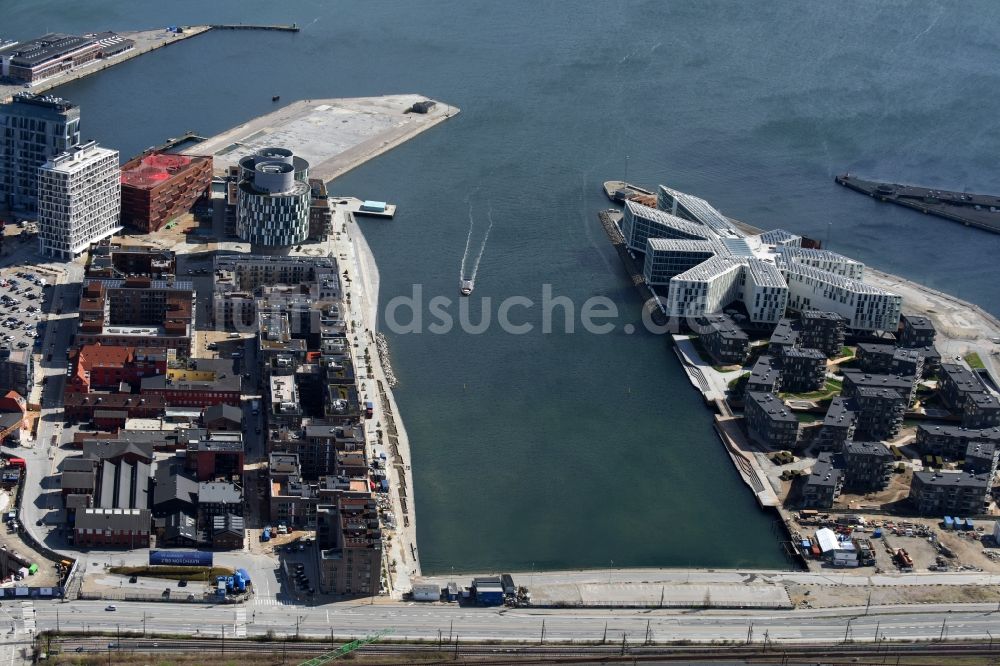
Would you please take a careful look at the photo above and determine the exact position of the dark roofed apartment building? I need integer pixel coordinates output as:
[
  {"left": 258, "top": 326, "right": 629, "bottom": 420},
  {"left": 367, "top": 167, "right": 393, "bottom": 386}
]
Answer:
[
  {"left": 768, "top": 318, "right": 799, "bottom": 356},
  {"left": 851, "top": 386, "right": 907, "bottom": 441},
  {"left": 841, "top": 441, "right": 893, "bottom": 492},
  {"left": 964, "top": 440, "right": 999, "bottom": 477},
  {"left": 937, "top": 363, "right": 1000, "bottom": 429},
  {"left": 801, "top": 451, "right": 842, "bottom": 508},
  {"left": 779, "top": 346, "right": 826, "bottom": 393},
  {"left": 915, "top": 424, "right": 1000, "bottom": 460},
  {"left": 841, "top": 369, "right": 916, "bottom": 407},
  {"left": 744, "top": 392, "right": 799, "bottom": 450},
  {"left": 745, "top": 355, "right": 781, "bottom": 396},
  {"left": 856, "top": 343, "right": 924, "bottom": 379},
  {"left": 799, "top": 311, "right": 846, "bottom": 358},
  {"left": 964, "top": 392, "right": 1000, "bottom": 430},
  {"left": 816, "top": 397, "right": 857, "bottom": 452},
  {"left": 909, "top": 471, "right": 990, "bottom": 516},
  {"left": 899, "top": 314, "right": 936, "bottom": 349},
  {"left": 699, "top": 313, "right": 749, "bottom": 365}
]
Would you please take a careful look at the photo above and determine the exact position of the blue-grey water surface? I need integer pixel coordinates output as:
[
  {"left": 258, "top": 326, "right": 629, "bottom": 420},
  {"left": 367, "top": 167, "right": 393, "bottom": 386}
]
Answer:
[{"left": 6, "top": 1, "right": 1000, "bottom": 573}]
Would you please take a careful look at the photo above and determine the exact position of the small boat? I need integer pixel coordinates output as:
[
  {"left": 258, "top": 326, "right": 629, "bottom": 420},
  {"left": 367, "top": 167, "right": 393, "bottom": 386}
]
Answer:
[
  {"left": 460, "top": 279, "right": 474, "bottom": 296},
  {"left": 272, "top": 95, "right": 280, "bottom": 102}
]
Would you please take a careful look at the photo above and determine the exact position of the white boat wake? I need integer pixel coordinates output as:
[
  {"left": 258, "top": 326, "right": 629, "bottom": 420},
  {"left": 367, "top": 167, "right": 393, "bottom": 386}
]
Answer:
[
  {"left": 469, "top": 205, "right": 494, "bottom": 282},
  {"left": 459, "top": 200, "right": 475, "bottom": 281},
  {"left": 460, "top": 201, "right": 494, "bottom": 286}
]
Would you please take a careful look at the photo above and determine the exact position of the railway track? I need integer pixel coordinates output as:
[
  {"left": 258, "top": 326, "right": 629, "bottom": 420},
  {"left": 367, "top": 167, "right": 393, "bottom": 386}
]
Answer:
[{"left": 46, "top": 636, "right": 1000, "bottom": 663}]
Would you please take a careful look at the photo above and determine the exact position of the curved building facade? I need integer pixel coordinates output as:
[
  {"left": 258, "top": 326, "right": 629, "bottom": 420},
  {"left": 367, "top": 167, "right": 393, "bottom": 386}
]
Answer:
[{"left": 235, "top": 147, "right": 311, "bottom": 247}]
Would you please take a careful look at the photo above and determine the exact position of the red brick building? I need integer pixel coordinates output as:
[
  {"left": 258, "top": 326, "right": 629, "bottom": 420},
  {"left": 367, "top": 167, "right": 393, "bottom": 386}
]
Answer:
[
  {"left": 75, "top": 280, "right": 194, "bottom": 356},
  {"left": 73, "top": 507, "right": 150, "bottom": 548},
  {"left": 63, "top": 392, "right": 165, "bottom": 422},
  {"left": 66, "top": 344, "right": 167, "bottom": 393},
  {"left": 188, "top": 434, "right": 245, "bottom": 482},
  {"left": 120, "top": 153, "right": 212, "bottom": 232}
]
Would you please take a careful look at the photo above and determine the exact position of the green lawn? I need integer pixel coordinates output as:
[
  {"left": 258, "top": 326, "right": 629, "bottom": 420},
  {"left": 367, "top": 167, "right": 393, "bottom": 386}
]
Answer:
[
  {"left": 781, "top": 378, "right": 843, "bottom": 402},
  {"left": 965, "top": 352, "right": 986, "bottom": 370}
]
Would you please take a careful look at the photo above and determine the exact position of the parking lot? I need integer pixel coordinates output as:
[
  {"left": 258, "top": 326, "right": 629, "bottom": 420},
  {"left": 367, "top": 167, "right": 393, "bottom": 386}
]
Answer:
[
  {"left": 275, "top": 539, "right": 320, "bottom": 600},
  {"left": 0, "top": 267, "right": 51, "bottom": 366}
]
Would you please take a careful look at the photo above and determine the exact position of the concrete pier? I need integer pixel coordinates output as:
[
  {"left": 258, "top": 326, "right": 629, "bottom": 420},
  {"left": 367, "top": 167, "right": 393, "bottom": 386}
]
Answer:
[
  {"left": 190, "top": 95, "right": 459, "bottom": 182},
  {"left": 0, "top": 23, "right": 306, "bottom": 104},
  {"left": 210, "top": 24, "right": 300, "bottom": 32},
  {"left": 0, "top": 26, "right": 214, "bottom": 104}
]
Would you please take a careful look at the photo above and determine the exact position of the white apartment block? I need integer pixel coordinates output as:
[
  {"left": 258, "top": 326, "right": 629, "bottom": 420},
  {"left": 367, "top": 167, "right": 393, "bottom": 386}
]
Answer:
[
  {"left": 742, "top": 258, "right": 789, "bottom": 324},
  {"left": 782, "top": 262, "right": 901, "bottom": 331},
  {"left": 664, "top": 255, "right": 744, "bottom": 320},
  {"left": 756, "top": 228, "right": 802, "bottom": 248},
  {"left": 38, "top": 141, "right": 121, "bottom": 259},
  {"left": 778, "top": 246, "right": 864, "bottom": 280},
  {"left": 633, "top": 183, "right": 901, "bottom": 331}
]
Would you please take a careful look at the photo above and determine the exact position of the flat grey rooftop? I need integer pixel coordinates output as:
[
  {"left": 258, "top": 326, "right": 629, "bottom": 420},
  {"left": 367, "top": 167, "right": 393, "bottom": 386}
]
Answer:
[{"left": 190, "top": 95, "right": 459, "bottom": 182}]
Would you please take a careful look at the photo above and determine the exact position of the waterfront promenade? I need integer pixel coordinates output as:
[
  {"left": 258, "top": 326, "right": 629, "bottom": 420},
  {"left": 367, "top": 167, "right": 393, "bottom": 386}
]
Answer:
[{"left": 327, "top": 204, "right": 423, "bottom": 594}]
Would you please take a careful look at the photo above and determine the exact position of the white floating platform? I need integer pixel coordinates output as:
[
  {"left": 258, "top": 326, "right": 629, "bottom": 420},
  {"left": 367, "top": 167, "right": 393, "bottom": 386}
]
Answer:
[{"left": 332, "top": 196, "right": 396, "bottom": 219}]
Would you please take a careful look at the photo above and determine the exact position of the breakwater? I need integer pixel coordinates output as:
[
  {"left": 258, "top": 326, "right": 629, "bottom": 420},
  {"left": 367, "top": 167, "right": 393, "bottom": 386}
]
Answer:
[{"left": 375, "top": 331, "right": 398, "bottom": 387}]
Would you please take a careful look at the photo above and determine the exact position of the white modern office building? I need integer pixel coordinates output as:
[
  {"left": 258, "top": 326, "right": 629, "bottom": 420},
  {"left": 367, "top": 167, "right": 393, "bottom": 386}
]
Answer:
[
  {"left": 37, "top": 140, "right": 121, "bottom": 259},
  {"left": 626, "top": 185, "right": 901, "bottom": 331},
  {"left": 657, "top": 185, "right": 744, "bottom": 239},
  {"left": 621, "top": 199, "right": 710, "bottom": 252}
]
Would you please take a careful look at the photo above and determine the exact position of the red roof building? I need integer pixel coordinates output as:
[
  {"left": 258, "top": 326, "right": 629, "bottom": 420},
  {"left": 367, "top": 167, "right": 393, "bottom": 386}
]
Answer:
[
  {"left": 120, "top": 152, "right": 212, "bottom": 232},
  {"left": 66, "top": 344, "right": 167, "bottom": 393}
]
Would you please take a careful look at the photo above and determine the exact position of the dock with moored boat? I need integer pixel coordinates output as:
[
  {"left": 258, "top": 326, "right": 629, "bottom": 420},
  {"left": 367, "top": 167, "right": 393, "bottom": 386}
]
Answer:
[{"left": 835, "top": 173, "right": 1000, "bottom": 235}]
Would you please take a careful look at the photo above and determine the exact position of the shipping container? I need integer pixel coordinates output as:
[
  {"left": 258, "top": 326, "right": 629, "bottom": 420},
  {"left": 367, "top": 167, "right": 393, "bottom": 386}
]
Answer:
[
  {"left": 943, "top": 516, "right": 954, "bottom": 529},
  {"left": 27, "top": 564, "right": 37, "bottom": 575},
  {"left": 7, "top": 458, "right": 25, "bottom": 468}
]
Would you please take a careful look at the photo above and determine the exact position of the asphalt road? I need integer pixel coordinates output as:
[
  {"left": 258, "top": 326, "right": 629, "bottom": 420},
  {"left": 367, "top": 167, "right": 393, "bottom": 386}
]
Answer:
[{"left": 26, "top": 598, "right": 1000, "bottom": 646}]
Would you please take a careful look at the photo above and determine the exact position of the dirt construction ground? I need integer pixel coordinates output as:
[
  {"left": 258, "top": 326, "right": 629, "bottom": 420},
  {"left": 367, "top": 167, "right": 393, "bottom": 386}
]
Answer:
[
  {"left": 789, "top": 582, "right": 1000, "bottom": 608},
  {"left": 790, "top": 514, "right": 1000, "bottom": 574}
]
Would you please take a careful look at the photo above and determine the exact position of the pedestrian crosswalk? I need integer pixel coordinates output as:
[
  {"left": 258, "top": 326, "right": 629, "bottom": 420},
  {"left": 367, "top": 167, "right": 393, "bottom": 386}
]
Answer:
[
  {"left": 252, "top": 596, "right": 302, "bottom": 607},
  {"left": 20, "top": 601, "right": 35, "bottom": 634},
  {"left": 234, "top": 608, "right": 247, "bottom": 638}
]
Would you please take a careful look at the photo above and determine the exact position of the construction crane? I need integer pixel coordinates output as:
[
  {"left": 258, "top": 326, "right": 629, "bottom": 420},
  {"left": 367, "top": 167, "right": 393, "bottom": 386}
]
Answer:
[{"left": 297, "top": 628, "right": 393, "bottom": 665}]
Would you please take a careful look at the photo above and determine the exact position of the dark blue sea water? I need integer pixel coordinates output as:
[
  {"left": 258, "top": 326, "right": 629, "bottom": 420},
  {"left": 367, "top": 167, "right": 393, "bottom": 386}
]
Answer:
[{"left": 7, "top": 1, "right": 1000, "bottom": 573}]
